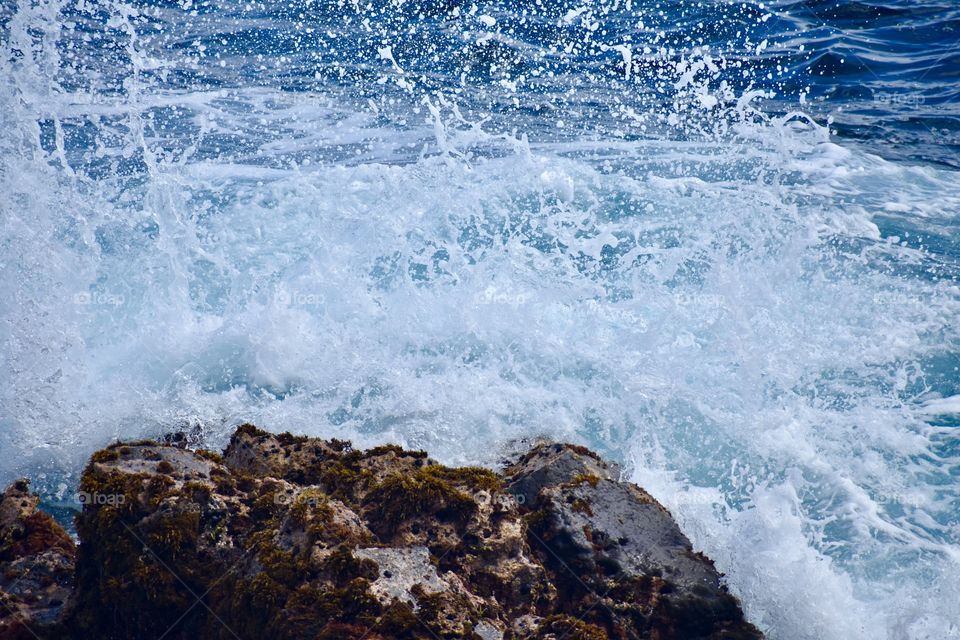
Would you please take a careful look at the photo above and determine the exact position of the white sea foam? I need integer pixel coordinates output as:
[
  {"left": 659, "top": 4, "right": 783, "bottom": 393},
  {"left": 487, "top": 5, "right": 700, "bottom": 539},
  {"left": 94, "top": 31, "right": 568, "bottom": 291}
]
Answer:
[{"left": 1, "top": 2, "right": 959, "bottom": 638}]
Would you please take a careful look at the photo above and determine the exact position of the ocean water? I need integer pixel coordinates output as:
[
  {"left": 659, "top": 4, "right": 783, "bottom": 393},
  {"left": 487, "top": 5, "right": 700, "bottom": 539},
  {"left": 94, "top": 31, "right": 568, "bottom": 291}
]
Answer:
[{"left": 1, "top": 0, "right": 959, "bottom": 637}]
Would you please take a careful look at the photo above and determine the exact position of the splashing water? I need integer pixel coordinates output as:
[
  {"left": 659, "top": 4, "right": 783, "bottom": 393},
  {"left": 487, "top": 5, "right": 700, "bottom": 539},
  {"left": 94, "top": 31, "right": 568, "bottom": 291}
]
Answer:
[{"left": 1, "top": 1, "right": 959, "bottom": 638}]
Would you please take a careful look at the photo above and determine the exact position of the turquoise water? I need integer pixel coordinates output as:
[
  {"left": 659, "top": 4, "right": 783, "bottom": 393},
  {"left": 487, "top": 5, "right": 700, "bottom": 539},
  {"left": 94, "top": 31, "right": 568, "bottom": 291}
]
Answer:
[{"left": 1, "top": 1, "right": 958, "bottom": 637}]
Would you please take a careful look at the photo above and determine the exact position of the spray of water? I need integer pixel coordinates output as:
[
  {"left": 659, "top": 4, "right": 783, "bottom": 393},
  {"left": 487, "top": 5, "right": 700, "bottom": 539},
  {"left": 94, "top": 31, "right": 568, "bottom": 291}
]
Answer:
[{"left": 1, "top": 1, "right": 959, "bottom": 638}]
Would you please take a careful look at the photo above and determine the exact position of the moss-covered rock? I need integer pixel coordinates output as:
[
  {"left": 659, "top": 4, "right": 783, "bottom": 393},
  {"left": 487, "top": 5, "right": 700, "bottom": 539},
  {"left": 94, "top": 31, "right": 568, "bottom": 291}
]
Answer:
[
  {"left": 0, "top": 480, "right": 75, "bottom": 640},
  {"left": 1, "top": 426, "right": 762, "bottom": 640}
]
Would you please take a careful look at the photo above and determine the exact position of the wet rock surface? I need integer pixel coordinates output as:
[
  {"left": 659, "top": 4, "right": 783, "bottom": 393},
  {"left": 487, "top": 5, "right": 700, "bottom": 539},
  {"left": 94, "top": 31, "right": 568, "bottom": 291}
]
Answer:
[
  {"left": 506, "top": 444, "right": 757, "bottom": 639},
  {"left": 0, "top": 480, "right": 75, "bottom": 640},
  {"left": 0, "top": 425, "right": 762, "bottom": 639}
]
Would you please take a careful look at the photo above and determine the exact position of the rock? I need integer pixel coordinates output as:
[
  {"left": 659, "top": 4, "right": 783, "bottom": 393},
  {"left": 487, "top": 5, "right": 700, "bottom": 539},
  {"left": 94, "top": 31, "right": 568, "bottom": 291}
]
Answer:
[
  {"left": 505, "top": 443, "right": 762, "bottom": 639},
  {"left": 503, "top": 442, "right": 620, "bottom": 508},
  {"left": 0, "top": 480, "right": 75, "bottom": 640},
  {"left": 353, "top": 546, "right": 449, "bottom": 605},
  {"left": 0, "top": 425, "right": 762, "bottom": 639}
]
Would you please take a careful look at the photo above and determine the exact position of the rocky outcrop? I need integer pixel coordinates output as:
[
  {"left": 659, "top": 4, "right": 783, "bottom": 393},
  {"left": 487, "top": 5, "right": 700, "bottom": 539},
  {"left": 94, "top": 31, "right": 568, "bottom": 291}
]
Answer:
[
  {"left": 1, "top": 425, "right": 762, "bottom": 639},
  {"left": 0, "top": 480, "right": 75, "bottom": 640},
  {"left": 506, "top": 444, "right": 755, "bottom": 639}
]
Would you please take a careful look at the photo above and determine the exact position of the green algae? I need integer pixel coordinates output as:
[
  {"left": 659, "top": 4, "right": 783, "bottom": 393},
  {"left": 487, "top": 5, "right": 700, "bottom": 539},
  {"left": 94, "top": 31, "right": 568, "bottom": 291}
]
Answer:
[
  {"left": 365, "top": 468, "right": 477, "bottom": 534},
  {"left": 569, "top": 473, "right": 601, "bottom": 488}
]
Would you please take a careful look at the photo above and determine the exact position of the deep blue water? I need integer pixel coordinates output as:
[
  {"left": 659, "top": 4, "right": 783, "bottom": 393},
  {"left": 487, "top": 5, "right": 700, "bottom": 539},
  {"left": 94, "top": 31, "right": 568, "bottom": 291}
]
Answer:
[
  {"left": 6, "top": 0, "right": 959, "bottom": 169},
  {"left": 1, "top": 1, "right": 959, "bottom": 638}
]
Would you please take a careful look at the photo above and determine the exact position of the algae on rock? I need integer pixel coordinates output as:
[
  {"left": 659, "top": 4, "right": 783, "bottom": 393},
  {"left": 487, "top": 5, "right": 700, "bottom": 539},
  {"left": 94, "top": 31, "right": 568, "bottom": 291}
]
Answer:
[{"left": 0, "top": 424, "right": 763, "bottom": 640}]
